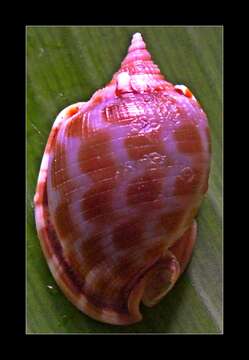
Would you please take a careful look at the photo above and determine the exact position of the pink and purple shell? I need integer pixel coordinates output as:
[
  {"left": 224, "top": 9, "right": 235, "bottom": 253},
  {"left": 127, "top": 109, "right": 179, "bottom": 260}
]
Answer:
[{"left": 34, "top": 33, "right": 211, "bottom": 325}]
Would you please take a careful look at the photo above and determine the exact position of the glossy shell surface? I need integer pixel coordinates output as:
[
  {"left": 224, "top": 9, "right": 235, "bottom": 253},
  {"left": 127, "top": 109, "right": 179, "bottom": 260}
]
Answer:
[{"left": 34, "top": 33, "right": 211, "bottom": 325}]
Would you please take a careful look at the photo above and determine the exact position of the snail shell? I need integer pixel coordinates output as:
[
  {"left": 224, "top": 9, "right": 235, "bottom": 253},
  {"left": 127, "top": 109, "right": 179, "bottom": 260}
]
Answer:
[{"left": 34, "top": 33, "right": 211, "bottom": 325}]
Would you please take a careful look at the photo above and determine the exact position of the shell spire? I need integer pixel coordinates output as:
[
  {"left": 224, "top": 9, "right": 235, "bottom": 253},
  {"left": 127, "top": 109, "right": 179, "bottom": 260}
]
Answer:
[
  {"left": 121, "top": 32, "right": 152, "bottom": 66},
  {"left": 111, "top": 32, "right": 170, "bottom": 95}
]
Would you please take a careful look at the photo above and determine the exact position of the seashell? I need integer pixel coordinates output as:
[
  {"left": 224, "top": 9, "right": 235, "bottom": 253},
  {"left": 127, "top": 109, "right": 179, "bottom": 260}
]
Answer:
[{"left": 34, "top": 33, "right": 211, "bottom": 325}]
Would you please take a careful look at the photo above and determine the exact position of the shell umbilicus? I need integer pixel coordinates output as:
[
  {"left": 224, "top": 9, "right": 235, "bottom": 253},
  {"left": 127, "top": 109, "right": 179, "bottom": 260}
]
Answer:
[{"left": 34, "top": 33, "right": 211, "bottom": 325}]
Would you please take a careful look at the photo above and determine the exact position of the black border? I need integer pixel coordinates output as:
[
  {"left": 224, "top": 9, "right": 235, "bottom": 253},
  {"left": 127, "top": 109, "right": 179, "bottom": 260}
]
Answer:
[{"left": 22, "top": 19, "right": 224, "bottom": 337}]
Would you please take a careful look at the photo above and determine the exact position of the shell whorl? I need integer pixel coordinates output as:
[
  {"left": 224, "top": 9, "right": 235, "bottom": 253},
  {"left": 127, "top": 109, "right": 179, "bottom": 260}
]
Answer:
[
  {"left": 121, "top": 32, "right": 152, "bottom": 66},
  {"left": 106, "top": 33, "right": 170, "bottom": 96}
]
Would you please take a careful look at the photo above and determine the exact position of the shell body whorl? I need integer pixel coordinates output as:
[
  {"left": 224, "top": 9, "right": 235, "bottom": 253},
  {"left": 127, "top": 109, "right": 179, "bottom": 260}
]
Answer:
[{"left": 34, "top": 33, "right": 211, "bottom": 325}]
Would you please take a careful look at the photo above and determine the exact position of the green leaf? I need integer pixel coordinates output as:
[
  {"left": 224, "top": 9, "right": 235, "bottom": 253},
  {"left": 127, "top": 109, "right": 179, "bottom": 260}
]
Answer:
[{"left": 27, "top": 26, "right": 223, "bottom": 334}]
